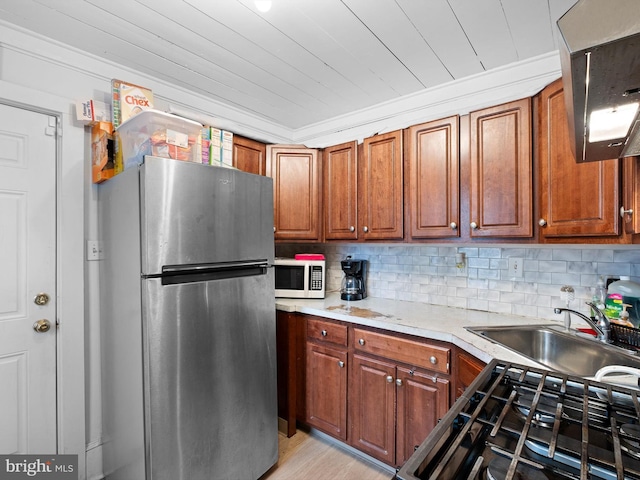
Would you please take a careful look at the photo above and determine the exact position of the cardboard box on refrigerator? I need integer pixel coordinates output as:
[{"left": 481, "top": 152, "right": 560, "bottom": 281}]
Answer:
[
  {"left": 76, "top": 99, "right": 111, "bottom": 124},
  {"left": 209, "top": 127, "right": 222, "bottom": 165},
  {"left": 201, "top": 127, "right": 211, "bottom": 164},
  {"left": 91, "top": 121, "right": 115, "bottom": 183},
  {"left": 221, "top": 130, "right": 234, "bottom": 167}
]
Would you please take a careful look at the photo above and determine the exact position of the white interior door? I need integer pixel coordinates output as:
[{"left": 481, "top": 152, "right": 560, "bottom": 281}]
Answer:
[{"left": 0, "top": 103, "right": 57, "bottom": 453}]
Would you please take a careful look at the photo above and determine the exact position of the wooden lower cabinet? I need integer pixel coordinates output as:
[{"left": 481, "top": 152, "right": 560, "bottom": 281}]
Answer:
[
  {"left": 349, "top": 353, "right": 450, "bottom": 467},
  {"left": 276, "top": 311, "right": 306, "bottom": 437},
  {"left": 306, "top": 343, "right": 348, "bottom": 441},
  {"left": 349, "top": 354, "right": 397, "bottom": 464},
  {"left": 454, "top": 350, "right": 485, "bottom": 400},
  {"left": 298, "top": 316, "right": 467, "bottom": 468},
  {"left": 396, "top": 366, "right": 450, "bottom": 466}
]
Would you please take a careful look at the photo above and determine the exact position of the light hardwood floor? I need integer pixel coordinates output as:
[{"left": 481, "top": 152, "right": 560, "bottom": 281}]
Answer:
[{"left": 261, "top": 428, "right": 394, "bottom": 480}]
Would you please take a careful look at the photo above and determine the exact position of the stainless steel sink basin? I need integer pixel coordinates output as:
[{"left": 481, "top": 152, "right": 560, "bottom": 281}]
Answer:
[{"left": 465, "top": 324, "right": 640, "bottom": 377}]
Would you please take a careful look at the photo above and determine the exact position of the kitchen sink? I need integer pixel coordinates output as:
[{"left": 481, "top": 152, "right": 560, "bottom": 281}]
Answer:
[{"left": 465, "top": 324, "right": 640, "bottom": 378}]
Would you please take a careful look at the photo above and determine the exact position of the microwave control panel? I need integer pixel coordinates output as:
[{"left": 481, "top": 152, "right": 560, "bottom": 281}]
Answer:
[{"left": 310, "top": 266, "right": 323, "bottom": 290}]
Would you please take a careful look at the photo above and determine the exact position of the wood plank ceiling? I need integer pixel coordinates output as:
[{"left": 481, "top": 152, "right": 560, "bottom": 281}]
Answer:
[{"left": 0, "top": 0, "right": 577, "bottom": 129}]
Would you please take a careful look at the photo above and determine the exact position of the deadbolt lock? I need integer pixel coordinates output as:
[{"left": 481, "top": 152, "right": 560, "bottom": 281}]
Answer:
[{"left": 34, "top": 293, "right": 50, "bottom": 306}]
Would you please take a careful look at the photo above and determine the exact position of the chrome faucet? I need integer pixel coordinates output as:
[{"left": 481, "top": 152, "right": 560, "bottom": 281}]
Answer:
[{"left": 554, "top": 302, "right": 611, "bottom": 344}]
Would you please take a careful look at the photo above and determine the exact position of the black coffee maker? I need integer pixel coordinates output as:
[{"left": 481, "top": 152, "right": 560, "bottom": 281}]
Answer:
[{"left": 340, "top": 256, "right": 367, "bottom": 301}]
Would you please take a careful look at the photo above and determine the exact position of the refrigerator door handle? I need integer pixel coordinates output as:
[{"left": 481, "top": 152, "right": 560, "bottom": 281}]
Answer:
[{"left": 159, "top": 260, "right": 271, "bottom": 285}]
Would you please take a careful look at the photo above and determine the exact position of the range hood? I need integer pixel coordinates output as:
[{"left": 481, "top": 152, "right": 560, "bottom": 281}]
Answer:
[{"left": 557, "top": 0, "right": 640, "bottom": 162}]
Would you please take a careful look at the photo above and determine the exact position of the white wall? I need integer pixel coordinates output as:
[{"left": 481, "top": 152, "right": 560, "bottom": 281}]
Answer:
[{"left": 0, "top": 18, "right": 579, "bottom": 480}]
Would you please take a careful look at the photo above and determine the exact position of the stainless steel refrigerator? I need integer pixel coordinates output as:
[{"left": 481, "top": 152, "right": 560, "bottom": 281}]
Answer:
[{"left": 99, "top": 156, "right": 277, "bottom": 480}]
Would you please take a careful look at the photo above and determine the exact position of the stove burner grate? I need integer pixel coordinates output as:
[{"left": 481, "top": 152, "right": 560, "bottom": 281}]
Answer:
[{"left": 395, "top": 360, "right": 640, "bottom": 480}]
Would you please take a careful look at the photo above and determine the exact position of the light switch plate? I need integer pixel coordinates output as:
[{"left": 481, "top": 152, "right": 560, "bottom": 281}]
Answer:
[
  {"left": 87, "top": 240, "right": 104, "bottom": 261},
  {"left": 508, "top": 257, "right": 524, "bottom": 278}
]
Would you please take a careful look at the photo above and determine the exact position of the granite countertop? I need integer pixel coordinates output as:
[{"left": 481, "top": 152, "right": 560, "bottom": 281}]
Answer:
[{"left": 276, "top": 292, "right": 562, "bottom": 368}]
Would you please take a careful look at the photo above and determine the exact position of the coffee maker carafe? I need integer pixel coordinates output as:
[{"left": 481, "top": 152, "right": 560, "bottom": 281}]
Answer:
[{"left": 340, "top": 256, "right": 367, "bottom": 301}]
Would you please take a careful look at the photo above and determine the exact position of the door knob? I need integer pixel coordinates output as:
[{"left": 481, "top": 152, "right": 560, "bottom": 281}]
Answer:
[{"left": 33, "top": 319, "right": 52, "bottom": 333}]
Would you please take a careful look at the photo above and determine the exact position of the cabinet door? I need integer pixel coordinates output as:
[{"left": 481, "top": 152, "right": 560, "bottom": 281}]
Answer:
[
  {"left": 470, "top": 98, "right": 532, "bottom": 237},
  {"left": 360, "top": 131, "right": 404, "bottom": 240},
  {"left": 233, "top": 135, "right": 266, "bottom": 176},
  {"left": 455, "top": 352, "right": 485, "bottom": 400},
  {"left": 623, "top": 156, "right": 640, "bottom": 234},
  {"left": 349, "top": 354, "right": 396, "bottom": 464},
  {"left": 396, "top": 366, "right": 450, "bottom": 467},
  {"left": 275, "top": 311, "right": 307, "bottom": 437},
  {"left": 267, "top": 145, "right": 322, "bottom": 241},
  {"left": 538, "top": 79, "right": 620, "bottom": 238},
  {"left": 324, "top": 141, "right": 359, "bottom": 240},
  {"left": 407, "top": 116, "right": 460, "bottom": 238},
  {"left": 306, "top": 343, "right": 347, "bottom": 441}
]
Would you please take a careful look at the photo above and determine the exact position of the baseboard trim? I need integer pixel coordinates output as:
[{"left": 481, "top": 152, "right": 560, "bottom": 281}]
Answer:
[{"left": 307, "top": 428, "right": 396, "bottom": 475}]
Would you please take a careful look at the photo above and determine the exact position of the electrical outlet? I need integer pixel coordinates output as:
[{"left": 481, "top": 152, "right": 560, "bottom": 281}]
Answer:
[
  {"left": 508, "top": 257, "right": 524, "bottom": 278},
  {"left": 87, "top": 240, "right": 104, "bottom": 261}
]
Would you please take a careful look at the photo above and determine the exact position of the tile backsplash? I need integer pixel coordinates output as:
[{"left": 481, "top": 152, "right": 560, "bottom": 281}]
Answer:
[{"left": 276, "top": 243, "right": 640, "bottom": 321}]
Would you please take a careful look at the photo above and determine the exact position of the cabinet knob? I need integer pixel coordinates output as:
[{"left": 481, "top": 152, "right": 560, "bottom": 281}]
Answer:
[
  {"left": 430, "top": 356, "right": 437, "bottom": 365},
  {"left": 349, "top": 225, "right": 355, "bottom": 232},
  {"left": 621, "top": 206, "right": 634, "bottom": 218},
  {"left": 338, "top": 361, "right": 345, "bottom": 368},
  {"left": 470, "top": 222, "right": 478, "bottom": 230},
  {"left": 358, "top": 338, "right": 365, "bottom": 346},
  {"left": 273, "top": 226, "right": 276, "bottom": 232},
  {"left": 386, "top": 375, "right": 394, "bottom": 383},
  {"left": 321, "top": 329, "right": 327, "bottom": 336},
  {"left": 450, "top": 222, "right": 457, "bottom": 230},
  {"left": 396, "top": 378, "right": 403, "bottom": 387},
  {"left": 363, "top": 226, "right": 369, "bottom": 233},
  {"left": 538, "top": 218, "right": 547, "bottom": 227}
]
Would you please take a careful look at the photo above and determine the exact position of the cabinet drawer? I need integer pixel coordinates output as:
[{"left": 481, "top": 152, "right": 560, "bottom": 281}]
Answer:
[
  {"left": 308, "top": 318, "right": 348, "bottom": 346},
  {"left": 353, "top": 328, "right": 450, "bottom": 374}
]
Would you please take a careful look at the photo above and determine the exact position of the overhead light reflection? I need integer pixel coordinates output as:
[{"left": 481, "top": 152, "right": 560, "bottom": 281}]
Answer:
[{"left": 255, "top": 0, "right": 272, "bottom": 12}]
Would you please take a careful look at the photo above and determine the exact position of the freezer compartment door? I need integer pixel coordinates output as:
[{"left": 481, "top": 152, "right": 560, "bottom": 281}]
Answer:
[
  {"left": 142, "top": 270, "right": 277, "bottom": 480},
  {"left": 140, "top": 156, "right": 274, "bottom": 275}
]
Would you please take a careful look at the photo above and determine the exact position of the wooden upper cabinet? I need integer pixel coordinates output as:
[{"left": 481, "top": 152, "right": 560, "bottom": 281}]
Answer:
[
  {"left": 267, "top": 145, "right": 322, "bottom": 241},
  {"left": 406, "top": 116, "right": 460, "bottom": 239},
  {"left": 360, "top": 130, "right": 404, "bottom": 240},
  {"left": 469, "top": 98, "right": 533, "bottom": 237},
  {"left": 233, "top": 135, "right": 266, "bottom": 176},
  {"left": 623, "top": 156, "right": 640, "bottom": 235},
  {"left": 323, "top": 141, "right": 358, "bottom": 241},
  {"left": 538, "top": 78, "right": 620, "bottom": 238}
]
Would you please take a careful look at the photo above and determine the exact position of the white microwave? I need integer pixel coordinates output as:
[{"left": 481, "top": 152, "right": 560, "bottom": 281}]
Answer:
[{"left": 274, "top": 258, "right": 325, "bottom": 299}]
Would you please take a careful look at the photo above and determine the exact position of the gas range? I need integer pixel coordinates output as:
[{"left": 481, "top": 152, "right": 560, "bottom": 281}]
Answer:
[{"left": 396, "top": 360, "right": 640, "bottom": 480}]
